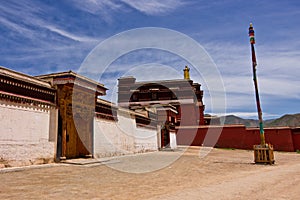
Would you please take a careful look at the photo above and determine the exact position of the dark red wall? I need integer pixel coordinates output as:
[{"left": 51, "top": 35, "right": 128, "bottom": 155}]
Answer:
[
  {"left": 179, "top": 104, "right": 198, "bottom": 126},
  {"left": 176, "top": 127, "right": 202, "bottom": 146},
  {"left": 292, "top": 128, "right": 300, "bottom": 151},
  {"left": 245, "top": 128, "right": 295, "bottom": 151},
  {"left": 176, "top": 125, "right": 299, "bottom": 152}
]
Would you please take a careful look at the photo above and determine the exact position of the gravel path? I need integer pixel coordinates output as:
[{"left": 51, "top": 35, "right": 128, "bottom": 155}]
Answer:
[{"left": 1, "top": 147, "right": 299, "bottom": 199}]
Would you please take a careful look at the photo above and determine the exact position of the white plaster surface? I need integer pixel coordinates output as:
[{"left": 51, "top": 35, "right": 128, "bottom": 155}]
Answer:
[
  {"left": 0, "top": 102, "right": 55, "bottom": 166},
  {"left": 169, "top": 132, "right": 177, "bottom": 149},
  {"left": 93, "top": 110, "right": 158, "bottom": 158}
]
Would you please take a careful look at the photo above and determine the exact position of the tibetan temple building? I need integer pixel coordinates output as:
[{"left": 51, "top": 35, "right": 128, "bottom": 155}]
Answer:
[
  {"left": 118, "top": 66, "right": 205, "bottom": 148},
  {"left": 1, "top": 65, "right": 300, "bottom": 168}
]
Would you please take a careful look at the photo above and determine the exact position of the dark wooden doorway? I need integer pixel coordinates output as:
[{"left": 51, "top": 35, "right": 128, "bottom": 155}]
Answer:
[
  {"left": 161, "top": 128, "right": 170, "bottom": 148},
  {"left": 57, "top": 85, "right": 94, "bottom": 160},
  {"left": 66, "top": 114, "right": 93, "bottom": 158}
]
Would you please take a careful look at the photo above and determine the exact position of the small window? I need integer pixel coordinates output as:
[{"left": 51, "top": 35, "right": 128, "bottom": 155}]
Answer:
[
  {"left": 171, "top": 92, "right": 176, "bottom": 99},
  {"left": 152, "top": 92, "right": 157, "bottom": 100},
  {"left": 132, "top": 94, "right": 138, "bottom": 101}
]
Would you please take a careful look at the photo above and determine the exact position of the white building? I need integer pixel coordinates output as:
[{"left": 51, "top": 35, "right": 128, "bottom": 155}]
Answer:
[{"left": 0, "top": 67, "right": 161, "bottom": 167}]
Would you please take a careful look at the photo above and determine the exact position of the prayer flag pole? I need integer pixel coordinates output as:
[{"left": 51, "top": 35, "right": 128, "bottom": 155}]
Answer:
[
  {"left": 249, "top": 23, "right": 275, "bottom": 164},
  {"left": 249, "top": 23, "right": 266, "bottom": 146}
]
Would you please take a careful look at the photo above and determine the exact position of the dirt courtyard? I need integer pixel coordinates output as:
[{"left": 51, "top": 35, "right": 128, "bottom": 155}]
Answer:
[{"left": 1, "top": 146, "right": 300, "bottom": 200}]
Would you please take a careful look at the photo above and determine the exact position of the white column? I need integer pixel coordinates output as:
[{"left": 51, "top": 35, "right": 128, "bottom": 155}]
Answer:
[{"left": 169, "top": 131, "right": 177, "bottom": 149}]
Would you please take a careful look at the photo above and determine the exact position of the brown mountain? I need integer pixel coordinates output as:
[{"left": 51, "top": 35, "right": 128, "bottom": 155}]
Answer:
[
  {"left": 220, "top": 115, "right": 258, "bottom": 127},
  {"left": 217, "top": 113, "right": 300, "bottom": 127},
  {"left": 265, "top": 113, "right": 300, "bottom": 127}
]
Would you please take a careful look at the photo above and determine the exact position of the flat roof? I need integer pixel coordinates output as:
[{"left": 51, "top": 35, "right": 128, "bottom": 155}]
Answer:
[
  {"left": 0, "top": 66, "right": 52, "bottom": 88},
  {"left": 36, "top": 70, "right": 107, "bottom": 89}
]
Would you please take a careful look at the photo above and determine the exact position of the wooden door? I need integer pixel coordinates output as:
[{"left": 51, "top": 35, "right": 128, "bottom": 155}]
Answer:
[
  {"left": 65, "top": 114, "right": 92, "bottom": 158},
  {"left": 73, "top": 114, "right": 92, "bottom": 157},
  {"left": 161, "top": 128, "right": 170, "bottom": 148},
  {"left": 66, "top": 118, "right": 78, "bottom": 158},
  {"left": 58, "top": 85, "right": 94, "bottom": 159}
]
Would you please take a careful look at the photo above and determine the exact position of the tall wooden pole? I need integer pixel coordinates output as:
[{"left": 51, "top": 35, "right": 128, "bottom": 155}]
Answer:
[{"left": 249, "top": 23, "right": 266, "bottom": 146}]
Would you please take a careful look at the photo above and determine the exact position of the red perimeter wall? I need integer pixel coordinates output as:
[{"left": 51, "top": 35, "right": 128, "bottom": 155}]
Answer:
[
  {"left": 292, "top": 128, "right": 300, "bottom": 151},
  {"left": 176, "top": 125, "right": 299, "bottom": 152}
]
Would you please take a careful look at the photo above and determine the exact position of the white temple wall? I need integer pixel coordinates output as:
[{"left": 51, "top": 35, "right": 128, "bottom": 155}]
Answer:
[
  {"left": 93, "top": 110, "right": 158, "bottom": 158},
  {"left": 134, "top": 126, "right": 158, "bottom": 153},
  {"left": 0, "top": 101, "right": 55, "bottom": 167}
]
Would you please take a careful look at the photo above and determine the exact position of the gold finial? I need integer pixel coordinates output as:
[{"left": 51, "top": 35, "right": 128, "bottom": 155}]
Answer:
[{"left": 183, "top": 66, "right": 190, "bottom": 80}]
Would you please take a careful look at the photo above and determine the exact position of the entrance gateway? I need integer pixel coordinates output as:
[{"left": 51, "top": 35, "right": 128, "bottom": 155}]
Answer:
[{"left": 36, "top": 71, "right": 107, "bottom": 160}]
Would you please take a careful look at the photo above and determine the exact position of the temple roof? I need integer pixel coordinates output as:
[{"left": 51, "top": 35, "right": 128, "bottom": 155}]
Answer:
[
  {"left": 119, "top": 77, "right": 192, "bottom": 84},
  {"left": 0, "top": 66, "right": 52, "bottom": 88},
  {"left": 0, "top": 66, "right": 56, "bottom": 106},
  {"left": 36, "top": 70, "right": 108, "bottom": 95}
]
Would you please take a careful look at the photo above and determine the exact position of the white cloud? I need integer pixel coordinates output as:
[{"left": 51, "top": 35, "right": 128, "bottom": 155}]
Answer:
[
  {"left": 71, "top": 0, "right": 187, "bottom": 19},
  {"left": 218, "top": 75, "right": 300, "bottom": 100},
  {"left": 72, "top": 0, "right": 121, "bottom": 14},
  {"left": 259, "top": 77, "right": 300, "bottom": 99},
  {"left": 120, "top": 0, "right": 186, "bottom": 15},
  {"left": 0, "top": 17, "right": 34, "bottom": 37},
  {"left": 70, "top": 0, "right": 122, "bottom": 23},
  {"left": 258, "top": 46, "right": 300, "bottom": 81},
  {"left": 202, "top": 39, "right": 300, "bottom": 102},
  {"left": 196, "top": 40, "right": 300, "bottom": 115},
  {"left": 44, "top": 25, "right": 100, "bottom": 42},
  {"left": 0, "top": 1, "right": 100, "bottom": 44}
]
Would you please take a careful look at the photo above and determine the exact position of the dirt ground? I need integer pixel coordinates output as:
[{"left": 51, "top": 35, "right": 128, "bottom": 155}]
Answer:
[{"left": 1, "top": 146, "right": 300, "bottom": 200}]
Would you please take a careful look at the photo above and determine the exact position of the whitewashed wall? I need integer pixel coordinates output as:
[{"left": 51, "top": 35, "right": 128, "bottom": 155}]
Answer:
[
  {"left": 0, "top": 101, "right": 55, "bottom": 167},
  {"left": 93, "top": 110, "right": 158, "bottom": 158}
]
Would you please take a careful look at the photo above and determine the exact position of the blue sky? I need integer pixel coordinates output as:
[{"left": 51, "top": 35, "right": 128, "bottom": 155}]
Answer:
[{"left": 1, "top": 0, "right": 299, "bottom": 119}]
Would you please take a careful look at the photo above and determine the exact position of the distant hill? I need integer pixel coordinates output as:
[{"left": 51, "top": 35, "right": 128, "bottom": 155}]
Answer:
[
  {"left": 221, "top": 115, "right": 258, "bottom": 127},
  {"left": 265, "top": 113, "right": 300, "bottom": 127},
  {"left": 212, "top": 113, "right": 300, "bottom": 127}
]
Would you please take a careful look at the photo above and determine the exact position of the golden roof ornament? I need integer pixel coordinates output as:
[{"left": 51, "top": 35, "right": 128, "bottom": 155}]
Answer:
[{"left": 183, "top": 66, "right": 190, "bottom": 80}]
